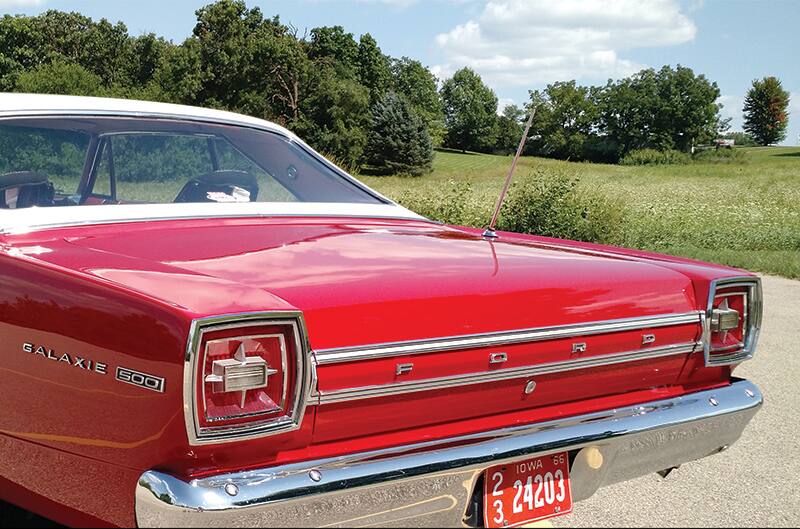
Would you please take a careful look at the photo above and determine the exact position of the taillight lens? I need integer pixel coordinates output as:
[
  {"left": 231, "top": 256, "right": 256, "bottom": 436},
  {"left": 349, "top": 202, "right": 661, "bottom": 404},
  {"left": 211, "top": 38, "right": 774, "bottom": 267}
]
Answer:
[
  {"left": 704, "top": 278, "right": 762, "bottom": 366},
  {"left": 202, "top": 334, "right": 290, "bottom": 425},
  {"left": 185, "top": 314, "right": 311, "bottom": 445}
]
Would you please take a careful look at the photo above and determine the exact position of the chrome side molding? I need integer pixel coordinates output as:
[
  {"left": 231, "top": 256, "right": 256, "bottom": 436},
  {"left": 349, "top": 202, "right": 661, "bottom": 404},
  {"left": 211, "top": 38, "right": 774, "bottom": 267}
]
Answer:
[
  {"left": 314, "top": 312, "right": 702, "bottom": 365},
  {"left": 316, "top": 341, "right": 699, "bottom": 405}
]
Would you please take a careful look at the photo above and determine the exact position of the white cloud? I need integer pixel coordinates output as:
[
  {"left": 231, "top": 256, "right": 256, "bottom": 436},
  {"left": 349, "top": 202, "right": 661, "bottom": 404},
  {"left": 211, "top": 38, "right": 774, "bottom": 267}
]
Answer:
[
  {"left": 0, "top": 0, "right": 45, "bottom": 6},
  {"left": 434, "top": 0, "right": 696, "bottom": 86}
]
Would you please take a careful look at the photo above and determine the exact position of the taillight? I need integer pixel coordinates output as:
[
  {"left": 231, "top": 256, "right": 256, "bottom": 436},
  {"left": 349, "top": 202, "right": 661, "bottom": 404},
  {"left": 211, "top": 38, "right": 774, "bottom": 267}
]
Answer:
[
  {"left": 184, "top": 313, "right": 312, "bottom": 445},
  {"left": 703, "top": 277, "right": 762, "bottom": 366}
]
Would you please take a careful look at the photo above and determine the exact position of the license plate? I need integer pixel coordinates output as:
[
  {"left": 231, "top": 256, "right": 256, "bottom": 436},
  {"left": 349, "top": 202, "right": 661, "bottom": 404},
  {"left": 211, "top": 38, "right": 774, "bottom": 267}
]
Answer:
[{"left": 483, "top": 452, "right": 573, "bottom": 528}]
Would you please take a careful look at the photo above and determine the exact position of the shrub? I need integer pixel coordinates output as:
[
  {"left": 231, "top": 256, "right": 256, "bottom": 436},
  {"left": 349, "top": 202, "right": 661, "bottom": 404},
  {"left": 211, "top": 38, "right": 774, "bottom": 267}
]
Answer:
[
  {"left": 397, "top": 170, "right": 625, "bottom": 246},
  {"left": 619, "top": 148, "right": 691, "bottom": 166},
  {"left": 580, "top": 135, "right": 621, "bottom": 164},
  {"left": 496, "top": 170, "right": 625, "bottom": 245},
  {"left": 692, "top": 147, "right": 746, "bottom": 164},
  {"left": 396, "top": 180, "right": 487, "bottom": 227}
]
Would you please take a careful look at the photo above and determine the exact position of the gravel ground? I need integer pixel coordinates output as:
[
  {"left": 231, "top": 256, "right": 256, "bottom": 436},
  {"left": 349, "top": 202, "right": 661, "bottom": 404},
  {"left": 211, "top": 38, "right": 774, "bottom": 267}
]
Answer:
[
  {"left": 2, "top": 276, "right": 797, "bottom": 528},
  {"left": 552, "top": 274, "right": 800, "bottom": 528}
]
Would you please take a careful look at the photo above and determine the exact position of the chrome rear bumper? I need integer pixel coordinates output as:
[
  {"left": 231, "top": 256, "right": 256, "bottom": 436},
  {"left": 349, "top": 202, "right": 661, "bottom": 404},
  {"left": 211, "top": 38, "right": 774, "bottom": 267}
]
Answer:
[{"left": 136, "top": 379, "right": 762, "bottom": 528}]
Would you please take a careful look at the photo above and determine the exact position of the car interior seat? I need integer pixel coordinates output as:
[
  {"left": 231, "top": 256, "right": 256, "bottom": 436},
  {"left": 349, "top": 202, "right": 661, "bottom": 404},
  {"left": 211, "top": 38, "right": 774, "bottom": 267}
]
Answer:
[
  {"left": 174, "top": 170, "right": 259, "bottom": 203},
  {"left": 0, "top": 171, "right": 55, "bottom": 209}
]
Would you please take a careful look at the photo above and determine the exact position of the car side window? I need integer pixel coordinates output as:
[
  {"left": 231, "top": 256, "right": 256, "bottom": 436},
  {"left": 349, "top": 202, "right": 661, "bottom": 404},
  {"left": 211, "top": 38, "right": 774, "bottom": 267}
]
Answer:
[{"left": 0, "top": 123, "right": 89, "bottom": 206}]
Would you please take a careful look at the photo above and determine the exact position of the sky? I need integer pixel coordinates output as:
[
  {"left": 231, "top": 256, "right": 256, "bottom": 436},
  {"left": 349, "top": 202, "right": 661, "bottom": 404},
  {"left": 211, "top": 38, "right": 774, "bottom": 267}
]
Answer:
[{"left": 2, "top": 0, "right": 798, "bottom": 145}]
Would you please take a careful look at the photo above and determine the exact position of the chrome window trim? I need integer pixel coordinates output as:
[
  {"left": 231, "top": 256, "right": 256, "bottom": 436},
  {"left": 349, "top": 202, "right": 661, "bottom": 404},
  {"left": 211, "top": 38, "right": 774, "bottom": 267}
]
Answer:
[
  {"left": 702, "top": 276, "right": 762, "bottom": 367},
  {"left": 314, "top": 312, "right": 702, "bottom": 365},
  {"left": 183, "top": 311, "right": 314, "bottom": 446},
  {"left": 316, "top": 341, "right": 700, "bottom": 405}
]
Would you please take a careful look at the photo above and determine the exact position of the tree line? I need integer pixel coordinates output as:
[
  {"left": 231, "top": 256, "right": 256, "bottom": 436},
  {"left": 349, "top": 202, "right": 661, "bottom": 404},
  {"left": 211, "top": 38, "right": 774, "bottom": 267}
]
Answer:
[{"left": 0, "top": 0, "right": 791, "bottom": 176}]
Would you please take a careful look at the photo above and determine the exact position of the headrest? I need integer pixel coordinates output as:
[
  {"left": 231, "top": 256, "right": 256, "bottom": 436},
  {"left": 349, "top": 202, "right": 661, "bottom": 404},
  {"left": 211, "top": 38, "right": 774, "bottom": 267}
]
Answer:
[{"left": 194, "top": 170, "right": 259, "bottom": 188}]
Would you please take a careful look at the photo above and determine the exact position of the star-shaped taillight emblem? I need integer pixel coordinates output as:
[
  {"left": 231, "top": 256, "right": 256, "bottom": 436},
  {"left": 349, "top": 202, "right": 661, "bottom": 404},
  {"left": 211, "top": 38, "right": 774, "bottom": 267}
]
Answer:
[
  {"left": 711, "top": 297, "right": 741, "bottom": 339},
  {"left": 205, "top": 343, "right": 279, "bottom": 409}
]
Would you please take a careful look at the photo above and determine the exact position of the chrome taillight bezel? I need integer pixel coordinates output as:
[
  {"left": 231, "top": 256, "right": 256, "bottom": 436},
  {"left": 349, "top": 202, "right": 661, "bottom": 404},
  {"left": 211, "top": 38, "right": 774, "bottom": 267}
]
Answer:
[
  {"left": 702, "top": 276, "right": 762, "bottom": 367},
  {"left": 183, "top": 311, "right": 313, "bottom": 446}
]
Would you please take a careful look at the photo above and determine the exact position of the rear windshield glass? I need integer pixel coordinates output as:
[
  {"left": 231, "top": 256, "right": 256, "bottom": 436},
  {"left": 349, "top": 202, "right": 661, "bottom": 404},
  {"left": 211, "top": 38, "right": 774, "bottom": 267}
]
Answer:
[{"left": 0, "top": 117, "right": 382, "bottom": 209}]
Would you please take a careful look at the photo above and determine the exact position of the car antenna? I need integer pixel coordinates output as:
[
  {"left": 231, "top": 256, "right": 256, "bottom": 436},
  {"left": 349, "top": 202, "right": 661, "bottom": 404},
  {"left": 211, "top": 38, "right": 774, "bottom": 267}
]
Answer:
[{"left": 482, "top": 105, "right": 536, "bottom": 239}]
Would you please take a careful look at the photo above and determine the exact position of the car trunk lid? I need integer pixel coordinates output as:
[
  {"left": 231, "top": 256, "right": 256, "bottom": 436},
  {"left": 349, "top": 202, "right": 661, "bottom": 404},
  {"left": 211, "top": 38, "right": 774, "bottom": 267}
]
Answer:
[{"left": 45, "top": 217, "right": 703, "bottom": 441}]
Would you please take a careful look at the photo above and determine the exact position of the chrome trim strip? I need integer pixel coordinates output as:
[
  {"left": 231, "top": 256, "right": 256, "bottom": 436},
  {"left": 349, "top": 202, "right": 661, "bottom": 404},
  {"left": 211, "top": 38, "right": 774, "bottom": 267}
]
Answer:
[
  {"left": 702, "top": 276, "right": 762, "bottom": 367},
  {"left": 136, "top": 380, "right": 763, "bottom": 528},
  {"left": 317, "top": 341, "right": 699, "bottom": 404},
  {"left": 315, "top": 312, "right": 702, "bottom": 365},
  {"left": 183, "top": 311, "right": 314, "bottom": 446}
]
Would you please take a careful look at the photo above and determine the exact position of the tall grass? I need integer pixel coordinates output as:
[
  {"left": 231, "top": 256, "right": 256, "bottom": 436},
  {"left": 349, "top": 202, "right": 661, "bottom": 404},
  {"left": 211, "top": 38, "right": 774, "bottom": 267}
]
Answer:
[{"left": 364, "top": 146, "right": 800, "bottom": 279}]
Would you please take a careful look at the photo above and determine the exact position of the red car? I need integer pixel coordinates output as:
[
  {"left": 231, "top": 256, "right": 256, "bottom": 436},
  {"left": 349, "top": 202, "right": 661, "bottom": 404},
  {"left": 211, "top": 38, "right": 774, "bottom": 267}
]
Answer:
[{"left": 0, "top": 94, "right": 762, "bottom": 528}]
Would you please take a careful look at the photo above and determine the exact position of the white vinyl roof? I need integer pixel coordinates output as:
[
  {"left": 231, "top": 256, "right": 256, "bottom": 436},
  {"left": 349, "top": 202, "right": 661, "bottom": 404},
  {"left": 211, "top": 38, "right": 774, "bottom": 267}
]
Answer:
[{"left": 0, "top": 92, "right": 295, "bottom": 138}]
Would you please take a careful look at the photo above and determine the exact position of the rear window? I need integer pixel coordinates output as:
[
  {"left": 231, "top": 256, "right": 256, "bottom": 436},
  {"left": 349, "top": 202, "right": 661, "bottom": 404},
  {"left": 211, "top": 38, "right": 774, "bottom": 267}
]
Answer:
[{"left": 0, "top": 117, "right": 381, "bottom": 209}]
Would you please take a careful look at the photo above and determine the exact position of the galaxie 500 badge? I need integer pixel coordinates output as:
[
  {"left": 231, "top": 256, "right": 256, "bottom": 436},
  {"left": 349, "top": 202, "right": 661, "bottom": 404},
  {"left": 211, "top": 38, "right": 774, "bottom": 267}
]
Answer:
[{"left": 22, "top": 342, "right": 165, "bottom": 393}]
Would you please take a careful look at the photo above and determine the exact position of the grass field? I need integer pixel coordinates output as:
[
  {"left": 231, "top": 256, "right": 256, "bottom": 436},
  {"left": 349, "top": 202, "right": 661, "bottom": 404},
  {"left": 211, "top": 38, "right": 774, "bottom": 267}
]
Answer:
[{"left": 360, "top": 146, "right": 800, "bottom": 279}]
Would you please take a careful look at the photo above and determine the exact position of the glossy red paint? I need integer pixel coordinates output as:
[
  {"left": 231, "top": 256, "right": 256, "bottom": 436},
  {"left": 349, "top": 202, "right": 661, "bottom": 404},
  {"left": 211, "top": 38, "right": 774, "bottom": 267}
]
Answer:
[
  {"left": 21, "top": 218, "right": 702, "bottom": 342},
  {"left": 0, "top": 215, "right": 751, "bottom": 526}
]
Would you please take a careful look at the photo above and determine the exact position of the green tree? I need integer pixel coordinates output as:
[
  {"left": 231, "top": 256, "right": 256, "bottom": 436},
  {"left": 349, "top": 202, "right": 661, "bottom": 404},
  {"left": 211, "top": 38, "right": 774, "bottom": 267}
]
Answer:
[
  {"left": 652, "top": 65, "right": 722, "bottom": 150},
  {"left": 154, "top": 38, "right": 205, "bottom": 105},
  {"left": 191, "top": 0, "right": 271, "bottom": 113},
  {"left": 186, "top": 0, "right": 312, "bottom": 125},
  {"left": 357, "top": 33, "right": 392, "bottom": 104},
  {"left": 0, "top": 10, "right": 132, "bottom": 90},
  {"left": 308, "top": 25, "right": 359, "bottom": 79},
  {"left": 441, "top": 67, "right": 498, "bottom": 153},
  {"left": 36, "top": 10, "right": 132, "bottom": 86},
  {"left": 391, "top": 57, "right": 444, "bottom": 146},
  {"left": 127, "top": 33, "right": 171, "bottom": 87},
  {"left": 595, "top": 72, "right": 655, "bottom": 157},
  {"left": 0, "top": 14, "right": 44, "bottom": 89},
  {"left": 495, "top": 104, "right": 525, "bottom": 154},
  {"left": 296, "top": 65, "right": 371, "bottom": 168},
  {"left": 743, "top": 76, "right": 790, "bottom": 145},
  {"left": 15, "top": 60, "right": 103, "bottom": 96},
  {"left": 598, "top": 65, "right": 722, "bottom": 157},
  {"left": 364, "top": 92, "right": 433, "bottom": 176},
  {"left": 528, "top": 81, "right": 599, "bottom": 160}
]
